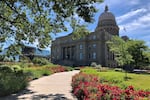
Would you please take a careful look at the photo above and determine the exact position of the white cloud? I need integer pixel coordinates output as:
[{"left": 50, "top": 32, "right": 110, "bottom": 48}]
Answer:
[
  {"left": 117, "top": 8, "right": 147, "bottom": 24},
  {"left": 119, "top": 13, "right": 150, "bottom": 32}
]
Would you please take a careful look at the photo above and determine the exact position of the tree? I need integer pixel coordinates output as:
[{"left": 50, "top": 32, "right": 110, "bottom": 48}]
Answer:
[
  {"left": 107, "top": 36, "right": 150, "bottom": 70},
  {"left": 0, "top": 0, "right": 103, "bottom": 57},
  {"left": 143, "top": 51, "right": 150, "bottom": 68},
  {"left": 107, "top": 36, "right": 133, "bottom": 80},
  {"left": 127, "top": 40, "right": 149, "bottom": 69},
  {"left": 107, "top": 36, "right": 133, "bottom": 67}
]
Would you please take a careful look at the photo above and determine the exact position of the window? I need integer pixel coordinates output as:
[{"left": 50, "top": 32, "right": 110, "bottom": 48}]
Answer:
[
  {"left": 79, "top": 53, "right": 83, "bottom": 60},
  {"left": 93, "top": 35, "right": 96, "bottom": 39},
  {"left": 93, "top": 44, "right": 96, "bottom": 48},
  {"left": 93, "top": 52, "right": 96, "bottom": 59},
  {"left": 79, "top": 44, "right": 83, "bottom": 49}
]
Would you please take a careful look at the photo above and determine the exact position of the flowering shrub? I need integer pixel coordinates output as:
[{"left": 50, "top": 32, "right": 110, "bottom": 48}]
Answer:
[
  {"left": 72, "top": 73, "right": 150, "bottom": 100},
  {"left": 50, "top": 66, "right": 67, "bottom": 73}
]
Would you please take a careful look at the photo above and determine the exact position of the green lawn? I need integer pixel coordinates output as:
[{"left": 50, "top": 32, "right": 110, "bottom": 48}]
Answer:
[
  {"left": 24, "top": 66, "right": 52, "bottom": 79},
  {"left": 81, "top": 67, "right": 150, "bottom": 91}
]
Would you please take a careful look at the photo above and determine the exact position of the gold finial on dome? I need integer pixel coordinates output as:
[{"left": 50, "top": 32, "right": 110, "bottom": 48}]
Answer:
[{"left": 105, "top": 5, "right": 108, "bottom": 12}]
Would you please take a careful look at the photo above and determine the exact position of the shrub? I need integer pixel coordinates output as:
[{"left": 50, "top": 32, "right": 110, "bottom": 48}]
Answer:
[
  {"left": 0, "top": 55, "right": 4, "bottom": 61},
  {"left": 50, "top": 66, "right": 67, "bottom": 73},
  {"left": 114, "top": 68, "right": 123, "bottom": 72},
  {"left": 0, "top": 65, "right": 22, "bottom": 73},
  {"left": 19, "top": 56, "right": 31, "bottom": 63},
  {"left": 24, "top": 66, "right": 51, "bottom": 79},
  {"left": 32, "top": 57, "right": 50, "bottom": 65},
  {"left": 0, "top": 64, "right": 28, "bottom": 96},
  {"left": 90, "top": 62, "right": 97, "bottom": 67},
  {"left": 18, "top": 62, "right": 34, "bottom": 68},
  {"left": 72, "top": 73, "right": 150, "bottom": 100},
  {"left": 0, "top": 65, "right": 13, "bottom": 73}
]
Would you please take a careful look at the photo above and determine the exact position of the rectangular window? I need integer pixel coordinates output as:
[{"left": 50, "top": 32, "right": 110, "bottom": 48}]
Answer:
[
  {"left": 93, "top": 44, "right": 96, "bottom": 48},
  {"left": 93, "top": 52, "right": 96, "bottom": 59},
  {"left": 79, "top": 44, "right": 83, "bottom": 49},
  {"left": 79, "top": 53, "right": 83, "bottom": 60},
  {"left": 93, "top": 35, "right": 96, "bottom": 39}
]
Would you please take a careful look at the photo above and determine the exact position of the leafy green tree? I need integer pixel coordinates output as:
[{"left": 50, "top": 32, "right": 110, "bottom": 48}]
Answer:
[
  {"left": 143, "top": 51, "right": 150, "bottom": 68},
  {"left": 107, "top": 36, "right": 150, "bottom": 70},
  {"left": 0, "top": 0, "right": 103, "bottom": 57},
  {"left": 107, "top": 36, "right": 133, "bottom": 80},
  {"left": 127, "top": 40, "right": 149, "bottom": 68},
  {"left": 107, "top": 36, "right": 133, "bottom": 67},
  {"left": 70, "top": 18, "right": 90, "bottom": 40}
]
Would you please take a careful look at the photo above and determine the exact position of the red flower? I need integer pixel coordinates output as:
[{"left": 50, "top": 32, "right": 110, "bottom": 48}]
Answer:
[{"left": 71, "top": 73, "right": 150, "bottom": 100}]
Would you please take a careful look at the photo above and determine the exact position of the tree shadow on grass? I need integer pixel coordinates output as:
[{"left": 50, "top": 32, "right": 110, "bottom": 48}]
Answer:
[{"left": 0, "top": 89, "right": 70, "bottom": 100}]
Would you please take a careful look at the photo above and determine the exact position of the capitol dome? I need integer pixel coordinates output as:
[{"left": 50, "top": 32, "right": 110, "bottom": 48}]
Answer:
[
  {"left": 99, "top": 5, "right": 116, "bottom": 21},
  {"left": 96, "top": 5, "right": 119, "bottom": 36},
  {"left": 96, "top": 5, "right": 117, "bottom": 27},
  {"left": 99, "top": 12, "right": 115, "bottom": 21}
]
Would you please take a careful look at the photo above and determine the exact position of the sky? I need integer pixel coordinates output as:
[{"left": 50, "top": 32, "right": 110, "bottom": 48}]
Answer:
[{"left": 54, "top": 0, "right": 150, "bottom": 47}]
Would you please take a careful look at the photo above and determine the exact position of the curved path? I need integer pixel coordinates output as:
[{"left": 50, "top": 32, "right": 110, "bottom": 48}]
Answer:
[{"left": 1, "top": 70, "right": 79, "bottom": 100}]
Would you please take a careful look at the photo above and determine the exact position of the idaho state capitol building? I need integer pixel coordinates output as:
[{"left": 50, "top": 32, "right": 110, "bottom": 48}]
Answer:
[{"left": 51, "top": 6, "right": 119, "bottom": 67}]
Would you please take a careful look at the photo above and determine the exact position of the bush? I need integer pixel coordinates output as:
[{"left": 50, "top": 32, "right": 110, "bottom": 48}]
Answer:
[
  {"left": 19, "top": 56, "right": 31, "bottom": 63},
  {"left": 72, "top": 73, "right": 150, "bottom": 100},
  {"left": 91, "top": 62, "right": 97, "bottom": 67},
  {"left": 24, "top": 66, "right": 51, "bottom": 79},
  {"left": 0, "top": 65, "right": 22, "bottom": 73},
  {"left": 50, "top": 66, "right": 67, "bottom": 73},
  {"left": 0, "top": 64, "right": 28, "bottom": 96},
  {"left": 32, "top": 57, "right": 50, "bottom": 65},
  {"left": 114, "top": 68, "right": 123, "bottom": 72},
  {"left": 0, "top": 55, "right": 4, "bottom": 61},
  {"left": 0, "top": 65, "right": 13, "bottom": 73}
]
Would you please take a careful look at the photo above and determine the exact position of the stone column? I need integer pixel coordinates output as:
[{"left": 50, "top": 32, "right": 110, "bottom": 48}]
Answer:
[
  {"left": 70, "top": 47, "right": 72, "bottom": 60},
  {"left": 65, "top": 47, "right": 67, "bottom": 59}
]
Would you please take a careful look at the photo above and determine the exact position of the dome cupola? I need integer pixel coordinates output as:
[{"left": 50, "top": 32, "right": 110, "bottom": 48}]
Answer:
[
  {"left": 96, "top": 5, "right": 119, "bottom": 36},
  {"left": 99, "top": 5, "right": 116, "bottom": 22}
]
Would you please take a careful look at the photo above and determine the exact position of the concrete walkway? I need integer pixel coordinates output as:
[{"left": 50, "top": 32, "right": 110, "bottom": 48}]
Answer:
[{"left": 1, "top": 70, "right": 79, "bottom": 100}]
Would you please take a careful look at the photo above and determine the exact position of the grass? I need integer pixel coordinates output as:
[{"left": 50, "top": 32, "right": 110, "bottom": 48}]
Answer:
[
  {"left": 0, "top": 62, "right": 74, "bottom": 96},
  {"left": 23, "top": 63, "right": 74, "bottom": 80},
  {"left": 23, "top": 66, "right": 52, "bottom": 79},
  {"left": 22, "top": 64, "right": 59, "bottom": 79},
  {"left": 81, "top": 67, "right": 150, "bottom": 91}
]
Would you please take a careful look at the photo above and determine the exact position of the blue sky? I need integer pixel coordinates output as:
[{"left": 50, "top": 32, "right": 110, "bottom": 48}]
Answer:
[{"left": 54, "top": 0, "right": 150, "bottom": 47}]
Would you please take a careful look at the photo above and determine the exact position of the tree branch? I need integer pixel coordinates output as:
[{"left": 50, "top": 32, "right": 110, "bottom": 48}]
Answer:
[
  {"left": 35, "top": 0, "right": 41, "bottom": 13},
  {"left": 4, "top": 1, "right": 19, "bottom": 14},
  {"left": 0, "top": 14, "right": 16, "bottom": 24},
  {"left": 3, "top": 0, "right": 27, "bottom": 22}
]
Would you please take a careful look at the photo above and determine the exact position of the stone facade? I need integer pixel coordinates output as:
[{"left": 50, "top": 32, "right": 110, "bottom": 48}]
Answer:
[{"left": 51, "top": 6, "right": 119, "bottom": 67}]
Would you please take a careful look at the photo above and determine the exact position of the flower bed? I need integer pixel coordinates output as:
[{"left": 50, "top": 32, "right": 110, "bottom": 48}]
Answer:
[
  {"left": 72, "top": 73, "right": 150, "bottom": 100},
  {"left": 50, "top": 65, "right": 67, "bottom": 73}
]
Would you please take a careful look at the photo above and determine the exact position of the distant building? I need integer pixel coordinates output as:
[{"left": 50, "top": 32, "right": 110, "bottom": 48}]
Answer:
[
  {"left": 121, "top": 36, "right": 129, "bottom": 41},
  {"left": 22, "top": 46, "right": 50, "bottom": 60},
  {"left": 51, "top": 6, "right": 119, "bottom": 67},
  {"left": 0, "top": 45, "right": 50, "bottom": 61}
]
